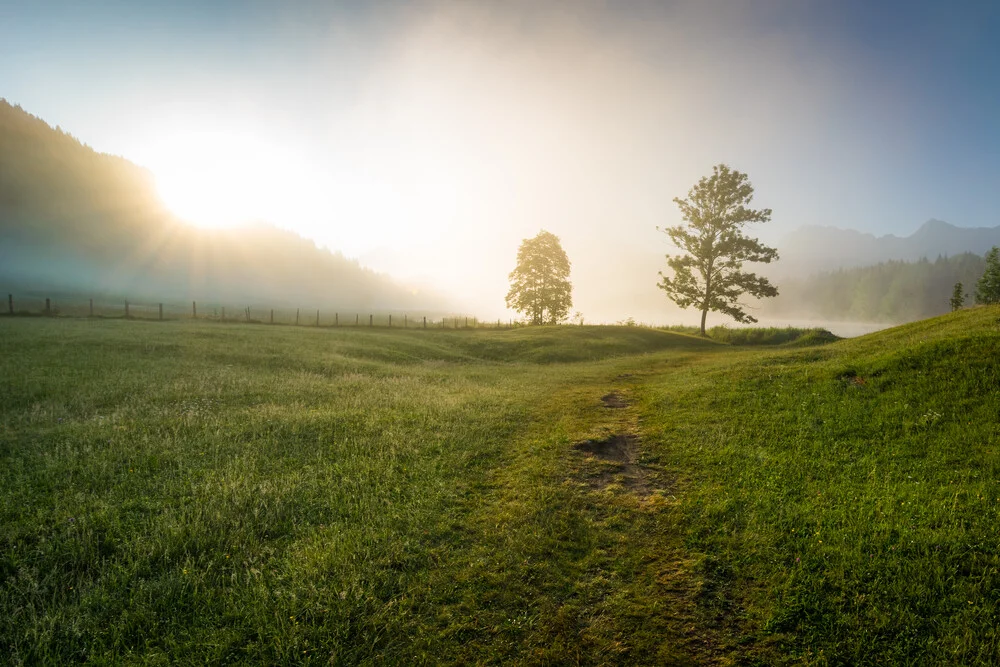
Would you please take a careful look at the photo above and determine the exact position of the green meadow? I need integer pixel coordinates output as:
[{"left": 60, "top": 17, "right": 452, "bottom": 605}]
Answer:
[{"left": 1, "top": 310, "right": 999, "bottom": 664}]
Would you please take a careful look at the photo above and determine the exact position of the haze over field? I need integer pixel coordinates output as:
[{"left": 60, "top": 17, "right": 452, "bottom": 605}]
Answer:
[{"left": 4, "top": 1, "right": 1000, "bottom": 324}]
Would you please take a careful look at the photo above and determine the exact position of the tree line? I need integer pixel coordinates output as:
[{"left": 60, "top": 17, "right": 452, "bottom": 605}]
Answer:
[{"left": 766, "top": 253, "right": 988, "bottom": 323}]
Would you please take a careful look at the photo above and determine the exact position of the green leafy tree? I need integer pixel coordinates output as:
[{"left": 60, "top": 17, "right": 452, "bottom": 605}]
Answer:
[
  {"left": 975, "top": 246, "right": 1000, "bottom": 305},
  {"left": 506, "top": 230, "right": 572, "bottom": 325},
  {"left": 658, "top": 164, "right": 779, "bottom": 335},
  {"left": 950, "top": 282, "right": 965, "bottom": 311}
]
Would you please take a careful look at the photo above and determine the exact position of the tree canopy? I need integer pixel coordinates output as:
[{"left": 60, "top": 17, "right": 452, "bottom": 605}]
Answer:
[
  {"left": 657, "top": 164, "right": 778, "bottom": 334},
  {"left": 505, "top": 230, "right": 572, "bottom": 325}
]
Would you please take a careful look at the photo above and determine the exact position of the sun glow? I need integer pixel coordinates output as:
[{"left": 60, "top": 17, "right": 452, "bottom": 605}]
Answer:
[
  {"left": 136, "top": 112, "right": 479, "bottom": 263},
  {"left": 146, "top": 126, "right": 328, "bottom": 230}
]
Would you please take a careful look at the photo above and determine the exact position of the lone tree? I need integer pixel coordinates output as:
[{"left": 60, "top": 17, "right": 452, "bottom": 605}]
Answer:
[
  {"left": 506, "top": 230, "right": 572, "bottom": 325},
  {"left": 975, "top": 246, "right": 1000, "bottom": 305},
  {"left": 950, "top": 282, "right": 966, "bottom": 311},
  {"left": 658, "top": 164, "right": 779, "bottom": 335}
]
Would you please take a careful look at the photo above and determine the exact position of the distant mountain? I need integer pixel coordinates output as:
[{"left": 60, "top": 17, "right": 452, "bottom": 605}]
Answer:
[
  {"left": 777, "top": 219, "right": 1000, "bottom": 275},
  {"left": 0, "top": 99, "right": 440, "bottom": 312}
]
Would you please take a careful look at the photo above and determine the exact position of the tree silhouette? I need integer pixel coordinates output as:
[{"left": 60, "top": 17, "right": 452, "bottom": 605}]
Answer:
[
  {"left": 658, "top": 164, "right": 779, "bottom": 334},
  {"left": 950, "top": 282, "right": 965, "bottom": 311},
  {"left": 506, "top": 230, "right": 572, "bottom": 325},
  {"left": 976, "top": 246, "right": 1000, "bottom": 305}
]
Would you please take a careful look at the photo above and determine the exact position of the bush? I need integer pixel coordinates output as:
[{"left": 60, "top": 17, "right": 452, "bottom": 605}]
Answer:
[{"left": 659, "top": 325, "right": 839, "bottom": 346}]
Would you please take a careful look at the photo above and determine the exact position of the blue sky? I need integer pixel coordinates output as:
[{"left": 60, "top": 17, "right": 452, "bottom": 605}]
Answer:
[
  {"left": 3, "top": 0, "right": 1000, "bottom": 318},
  {"left": 4, "top": 0, "right": 998, "bottom": 234}
]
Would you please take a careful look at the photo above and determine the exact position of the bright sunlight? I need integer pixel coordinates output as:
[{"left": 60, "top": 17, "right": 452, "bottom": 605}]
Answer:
[{"left": 148, "top": 125, "right": 327, "bottom": 230}]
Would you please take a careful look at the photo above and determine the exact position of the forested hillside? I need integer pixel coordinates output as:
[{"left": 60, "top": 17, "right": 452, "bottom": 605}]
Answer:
[
  {"left": 767, "top": 253, "right": 986, "bottom": 322},
  {"left": 0, "top": 100, "right": 432, "bottom": 311}
]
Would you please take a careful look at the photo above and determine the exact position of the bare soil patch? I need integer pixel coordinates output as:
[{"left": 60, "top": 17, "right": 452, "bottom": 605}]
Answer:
[
  {"left": 601, "top": 392, "right": 628, "bottom": 408},
  {"left": 574, "top": 433, "right": 634, "bottom": 460},
  {"left": 573, "top": 434, "right": 650, "bottom": 495}
]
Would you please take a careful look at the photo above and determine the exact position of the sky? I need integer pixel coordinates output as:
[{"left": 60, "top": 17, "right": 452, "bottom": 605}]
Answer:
[{"left": 3, "top": 0, "right": 1000, "bottom": 322}]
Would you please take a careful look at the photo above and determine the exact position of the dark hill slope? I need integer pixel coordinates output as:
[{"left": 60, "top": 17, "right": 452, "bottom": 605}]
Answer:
[{"left": 0, "top": 100, "right": 432, "bottom": 311}]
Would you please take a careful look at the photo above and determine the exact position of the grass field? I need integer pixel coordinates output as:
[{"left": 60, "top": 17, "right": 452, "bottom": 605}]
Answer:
[{"left": 1, "top": 311, "right": 998, "bottom": 664}]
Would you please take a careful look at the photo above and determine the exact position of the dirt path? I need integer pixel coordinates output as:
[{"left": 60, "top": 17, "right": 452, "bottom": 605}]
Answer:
[{"left": 560, "top": 374, "right": 735, "bottom": 665}]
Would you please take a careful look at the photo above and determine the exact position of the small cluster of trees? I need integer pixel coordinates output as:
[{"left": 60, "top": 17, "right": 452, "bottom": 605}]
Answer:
[{"left": 955, "top": 246, "right": 1000, "bottom": 308}]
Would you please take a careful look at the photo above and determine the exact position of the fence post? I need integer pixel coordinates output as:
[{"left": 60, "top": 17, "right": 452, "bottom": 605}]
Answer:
[
  {"left": 125, "top": 301, "right": 130, "bottom": 319},
  {"left": 335, "top": 313, "right": 338, "bottom": 327},
  {"left": 246, "top": 307, "right": 251, "bottom": 323},
  {"left": 423, "top": 316, "right": 426, "bottom": 329},
  {"left": 465, "top": 317, "right": 468, "bottom": 328},
  {"left": 356, "top": 314, "right": 359, "bottom": 326},
  {"left": 193, "top": 301, "right": 197, "bottom": 319},
  {"left": 404, "top": 314, "right": 407, "bottom": 328},
  {"left": 389, "top": 314, "right": 392, "bottom": 328},
  {"left": 159, "top": 303, "right": 163, "bottom": 321},
  {"left": 88, "top": 299, "right": 93, "bottom": 317},
  {"left": 7, "top": 294, "right": 12, "bottom": 315},
  {"left": 316, "top": 310, "right": 320, "bottom": 327},
  {"left": 369, "top": 314, "right": 373, "bottom": 327},
  {"left": 45, "top": 298, "right": 51, "bottom": 316},
  {"left": 270, "top": 309, "right": 274, "bottom": 324}
]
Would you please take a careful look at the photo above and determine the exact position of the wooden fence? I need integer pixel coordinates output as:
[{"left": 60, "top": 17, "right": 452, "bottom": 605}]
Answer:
[{"left": 2, "top": 293, "right": 515, "bottom": 329}]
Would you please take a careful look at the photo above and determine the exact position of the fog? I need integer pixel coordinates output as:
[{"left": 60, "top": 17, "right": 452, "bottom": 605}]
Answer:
[
  {"left": 3, "top": 1, "right": 956, "bottom": 329},
  {"left": 306, "top": 0, "right": 893, "bottom": 324}
]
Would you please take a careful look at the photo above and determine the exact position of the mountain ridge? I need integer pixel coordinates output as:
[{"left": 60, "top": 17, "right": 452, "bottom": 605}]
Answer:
[{"left": 777, "top": 218, "right": 1000, "bottom": 274}]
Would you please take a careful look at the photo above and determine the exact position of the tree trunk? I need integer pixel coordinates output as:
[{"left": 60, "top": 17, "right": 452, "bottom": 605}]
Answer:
[{"left": 701, "top": 258, "right": 714, "bottom": 336}]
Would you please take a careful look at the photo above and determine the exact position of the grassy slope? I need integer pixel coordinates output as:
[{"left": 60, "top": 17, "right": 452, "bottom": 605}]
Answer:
[
  {"left": 0, "top": 310, "right": 998, "bottom": 664},
  {"left": 640, "top": 307, "right": 1000, "bottom": 663}
]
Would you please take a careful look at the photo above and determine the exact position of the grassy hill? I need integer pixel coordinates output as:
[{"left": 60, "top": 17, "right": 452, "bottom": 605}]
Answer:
[
  {"left": 639, "top": 306, "right": 1000, "bottom": 663},
  {"left": 1, "top": 310, "right": 998, "bottom": 663}
]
